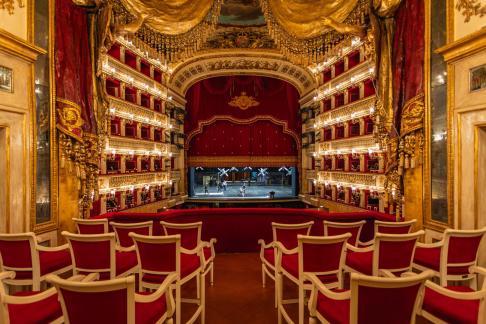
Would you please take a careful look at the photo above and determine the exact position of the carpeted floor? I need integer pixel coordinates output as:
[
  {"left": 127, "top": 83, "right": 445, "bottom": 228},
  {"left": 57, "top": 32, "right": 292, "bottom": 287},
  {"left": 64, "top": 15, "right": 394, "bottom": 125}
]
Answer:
[{"left": 180, "top": 253, "right": 432, "bottom": 324}]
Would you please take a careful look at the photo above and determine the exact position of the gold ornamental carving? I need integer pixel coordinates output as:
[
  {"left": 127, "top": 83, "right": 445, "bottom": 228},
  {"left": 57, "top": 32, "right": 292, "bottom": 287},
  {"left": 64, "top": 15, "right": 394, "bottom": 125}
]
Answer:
[
  {"left": 56, "top": 98, "right": 85, "bottom": 141},
  {"left": 456, "top": 0, "right": 486, "bottom": 22},
  {"left": 0, "top": 0, "right": 23, "bottom": 14},
  {"left": 400, "top": 94, "right": 425, "bottom": 135},
  {"left": 228, "top": 91, "right": 260, "bottom": 110}
]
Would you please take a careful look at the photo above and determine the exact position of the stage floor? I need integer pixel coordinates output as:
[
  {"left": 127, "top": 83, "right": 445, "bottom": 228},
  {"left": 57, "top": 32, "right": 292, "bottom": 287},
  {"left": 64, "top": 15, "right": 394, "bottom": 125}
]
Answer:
[{"left": 191, "top": 185, "right": 294, "bottom": 199}]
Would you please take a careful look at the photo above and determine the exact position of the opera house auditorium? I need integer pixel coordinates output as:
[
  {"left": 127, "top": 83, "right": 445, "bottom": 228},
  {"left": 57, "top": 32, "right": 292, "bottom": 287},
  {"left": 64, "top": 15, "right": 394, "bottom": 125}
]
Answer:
[{"left": 1, "top": 0, "right": 486, "bottom": 323}]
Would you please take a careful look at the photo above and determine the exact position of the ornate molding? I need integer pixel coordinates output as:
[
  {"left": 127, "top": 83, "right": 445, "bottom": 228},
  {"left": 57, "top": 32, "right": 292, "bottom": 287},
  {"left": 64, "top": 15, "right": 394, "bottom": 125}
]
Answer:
[
  {"left": 0, "top": 0, "right": 23, "bottom": 14},
  {"left": 106, "top": 136, "right": 170, "bottom": 156},
  {"left": 98, "top": 171, "right": 169, "bottom": 193},
  {"left": 456, "top": 0, "right": 486, "bottom": 22},
  {"left": 108, "top": 96, "right": 169, "bottom": 128},
  {"left": 169, "top": 50, "right": 316, "bottom": 95},
  {"left": 317, "top": 171, "right": 386, "bottom": 189}
]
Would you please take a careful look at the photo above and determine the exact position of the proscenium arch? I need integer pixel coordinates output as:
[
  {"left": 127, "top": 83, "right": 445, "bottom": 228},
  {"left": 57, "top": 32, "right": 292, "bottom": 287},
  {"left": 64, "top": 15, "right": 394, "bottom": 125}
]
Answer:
[{"left": 168, "top": 50, "right": 317, "bottom": 97}]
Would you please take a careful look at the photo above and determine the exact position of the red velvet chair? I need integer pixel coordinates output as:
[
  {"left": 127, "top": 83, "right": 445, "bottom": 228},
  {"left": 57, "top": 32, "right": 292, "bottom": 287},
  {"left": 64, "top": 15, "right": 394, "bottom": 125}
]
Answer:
[
  {"left": 0, "top": 271, "right": 98, "bottom": 324},
  {"left": 109, "top": 221, "right": 153, "bottom": 251},
  {"left": 413, "top": 227, "right": 486, "bottom": 287},
  {"left": 46, "top": 273, "right": 177, "bottom": 324},
  {"left": 306, "top": 270, "right": 432, "bottom": 324},
  {"left": 346, "top": 231, "right": 424, "bottom": 277},
  {"left": 62, "top": 231, "right": 138, "bottom": 280},
  {"left": 323, "top": 220, "right": 365, "bottom": 247},
  {"left": 276, "top": 233, "right": 351, "bottom": 324},
  {"left": 420, "top": 266, "right": 486, "bottom": 324},
  {"left": 359, "top": 219, "right": 417, "bottom": 246},
  {"left": 72, "top": 218, "right": 108, "bottom": 234},
  {"left": 130, "top": 233, "right": 205, "bottom": 324},
  {"left": 0, "top": 233, "right": 72, "bottom": 291},
  {"left": 160, "top": 221, "right": 217, "bottom": 285},
  {"left": 258, "top": 221, "right": 314, "bottom": 308}
]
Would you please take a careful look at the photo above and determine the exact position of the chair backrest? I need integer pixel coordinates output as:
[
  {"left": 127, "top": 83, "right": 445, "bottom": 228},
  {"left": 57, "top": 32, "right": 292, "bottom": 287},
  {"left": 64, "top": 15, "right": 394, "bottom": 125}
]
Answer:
[
  {"left": 110, "top": 221, "right": 153, "bottom": 248},
  {"left": 63, "top": 231, "right": 116, "bottom": 279},
  {"left": 130, "top": 233, "right": 180, "bottom": 277},
  {"left": 0, "top": 233, "right": 38, "bottom": 278},
  {"left": 160, "top": 221, "right": 201, "bottom": 250},
  {"left": 374, "top": 219, "right": 416, "bottom": 235},
  {"left": 47, "top": 274, "right": 135, "bottom": 324},
  {"left": 442, "top": 228, "right": 486, "bottom": 274},
  {"left": 298, "top": 233, "right": 351, "bottom": 285},
  {"left": 373, "top": 231, "right": 424, "bottom": 275},
  {"left": 73, "top": 218, "right": 109, "bottom": 234},
  {"left": 350, "top": 271, "right": 432, "bottom": 324},
  {"left": 272, "top": 221, "right": 314, "bottom": 250},
  {"left": 323, "top": 220, "right": 365, "bottom": 246}
]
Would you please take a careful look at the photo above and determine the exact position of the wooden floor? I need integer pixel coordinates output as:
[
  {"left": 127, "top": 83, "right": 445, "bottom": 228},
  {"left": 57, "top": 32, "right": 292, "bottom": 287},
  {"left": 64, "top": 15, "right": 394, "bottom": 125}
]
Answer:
[{"left": 181, "top": 253, "right": 432, "bottom": 324}]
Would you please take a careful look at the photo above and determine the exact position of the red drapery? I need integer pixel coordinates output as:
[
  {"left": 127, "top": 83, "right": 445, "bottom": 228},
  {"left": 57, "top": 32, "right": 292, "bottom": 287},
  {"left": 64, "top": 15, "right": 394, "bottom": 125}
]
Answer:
[
  {"left": 185, "top": 76, "right": 300, "bottom": 166},
  {"left": 55, "top": 0, "right": 95, "bottom": 140},
  {"left": 392, "top": 0, "right": 425, "bottom": 133}
]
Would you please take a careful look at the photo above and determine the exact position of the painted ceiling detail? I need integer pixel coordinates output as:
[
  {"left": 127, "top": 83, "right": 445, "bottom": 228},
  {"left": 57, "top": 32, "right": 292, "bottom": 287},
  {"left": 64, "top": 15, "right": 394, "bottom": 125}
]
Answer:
[
  {"left": 203, "top": 26, "right": 276, "bottom": 49},
  {"left": 169, "top": 51, "right": 316, "bottom": 95},
  {"left": 219, "top": 0, "right": 265, "bottom": 26}
]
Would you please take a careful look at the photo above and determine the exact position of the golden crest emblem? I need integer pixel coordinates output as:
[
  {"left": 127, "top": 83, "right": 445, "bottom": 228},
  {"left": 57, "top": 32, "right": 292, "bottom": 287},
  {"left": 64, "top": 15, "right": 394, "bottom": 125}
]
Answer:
[{"left": 228, "top": 91, "right": 260, "bottom": 110}]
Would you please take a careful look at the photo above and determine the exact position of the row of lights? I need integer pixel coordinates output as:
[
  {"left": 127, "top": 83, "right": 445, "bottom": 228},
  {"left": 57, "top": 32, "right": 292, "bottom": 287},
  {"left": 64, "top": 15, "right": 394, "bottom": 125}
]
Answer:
[
  {"left": 102, "top": 61, "right": 173, "bottom": 101},
  {"left": 104, "top": 146, "right": 173, "bottom": 157},
  {"left": 99, "top": 181, "right": 173, "bottom": 195},
  {"left": 109, "top": 107, "right": 171, "bottom": 129},
  {"left": 313, "top": 144, "right": 382, "bottom": 157},
  {"left": 314, "top": 106, "right": 375, "bottom": 128},
  {"left": 313, "top": 66, "right": 375, "bottom": 102},
  {"left": 313, "top": 179, "right": 384, "bottom": 192},
  {"left": 116, "top": 36, "right": 173, "bottom": 74},
  {"left": 309, "top": 37, "right": 363, "bottom": 74}
]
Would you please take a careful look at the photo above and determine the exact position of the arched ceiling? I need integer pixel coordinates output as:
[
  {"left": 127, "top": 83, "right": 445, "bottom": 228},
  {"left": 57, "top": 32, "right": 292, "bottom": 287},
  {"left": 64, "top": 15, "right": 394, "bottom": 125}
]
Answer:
[{"left": 168, "top": 50, "right": 317, "bottom": 96}]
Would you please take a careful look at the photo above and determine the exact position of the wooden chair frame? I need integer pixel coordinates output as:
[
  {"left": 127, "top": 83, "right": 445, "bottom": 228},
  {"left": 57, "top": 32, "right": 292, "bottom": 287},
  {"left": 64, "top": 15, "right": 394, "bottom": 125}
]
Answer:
[
  {"left": 72, "top": 218, "right": 109, "bottom": 234},
  {"left": 160, "top": 221, "right": 217, "bottom": 286},
  {"left": 413, "top": 227, "right": 486, "bottom": 287},
  {"left": 419, "top": 266, "right": 486, "bottom": 324},
  {"left": 0, "top": 232, "right": 72, "bottom": 291},
  {"left": 130, "top": 233, "right": 205, "bottom": 324},
  {"left": 46, "top": 273, "right": 177, "bottom": 324},
  {"left": 258, "top": 221, "right": 314, "bottom": 308},
  {"left": 276, "top": 233, "right": 351, "bottom": 324},
  {"left": 62, "top": 231, "right": 137, "bottom": 280},
  {"left": 359, "top": 219, "right": 417, "bottom": 246},
  {"left": 0, "top": 271, "right": 98, "bottom": 324},
  {"left": 323, "top": 220, "right": 365, "bottom": 247},
  {"left": 109, "top": 221, "right": 153, "bottom": 251},
  {"left": 306, "top": 270, "right": 433, "bottom": 324}
]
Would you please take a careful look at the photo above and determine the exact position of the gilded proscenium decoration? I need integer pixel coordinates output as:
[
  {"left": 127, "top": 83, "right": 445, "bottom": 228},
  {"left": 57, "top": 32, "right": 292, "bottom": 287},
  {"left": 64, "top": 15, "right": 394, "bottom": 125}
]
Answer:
[
  {"left": 228, "top": 91, "right": 260, "bottom": 110},
  {"left": 0, "top": 0, "right": 23, "bottom": 14},
  {"left": 456, "top": 0, "right": 486, "bottom": 22},
  {"left": 56, "top": 98, "right": 85, "bottom": 141}
]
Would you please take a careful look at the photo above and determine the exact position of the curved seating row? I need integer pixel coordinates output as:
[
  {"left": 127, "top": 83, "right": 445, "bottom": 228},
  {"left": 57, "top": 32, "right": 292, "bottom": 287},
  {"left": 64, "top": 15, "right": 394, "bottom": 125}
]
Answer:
[{"left": 94, "top": 208, "right": 396, "bottom": 253}]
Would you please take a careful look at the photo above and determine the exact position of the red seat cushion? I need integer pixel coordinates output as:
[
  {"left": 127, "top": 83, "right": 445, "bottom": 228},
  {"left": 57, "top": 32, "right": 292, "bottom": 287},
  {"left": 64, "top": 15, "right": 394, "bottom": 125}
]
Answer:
[
  {"left": 422, "top": 285, "right": 479, "bottom": 324},
  {"left": 414, "top": 247, "right": 470, "bottom": 275},
  {"left": 263, "top": 248, "right": 275, "bottom": 266},
  {"left": 115, "top": 250, "right": 138, "bottom": 276},
  {"left": 8, "top": 291, "right": 62, "bottom": 324},
  {"left": 135, "top": 292, "right": 168, "bottom": 324},
  {"left": 345, "top": 250, "right": 373, "bottom": 275},
  {"left": 316, "top": 289, "right": 350, "bottom": 324}
]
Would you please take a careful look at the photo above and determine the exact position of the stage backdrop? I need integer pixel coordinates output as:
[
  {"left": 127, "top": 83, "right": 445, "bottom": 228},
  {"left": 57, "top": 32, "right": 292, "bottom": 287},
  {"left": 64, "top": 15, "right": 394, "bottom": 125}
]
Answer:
[{"left": 185, "top": 76, "right": 301, "bottom": 167}]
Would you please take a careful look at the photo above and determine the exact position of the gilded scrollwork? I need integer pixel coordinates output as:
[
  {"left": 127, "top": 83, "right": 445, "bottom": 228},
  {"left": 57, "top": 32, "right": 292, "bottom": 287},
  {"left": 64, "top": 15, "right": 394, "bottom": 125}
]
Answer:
[
  {"left": 456, "top": 0, "right": 486, "bottom": 22},
  {"left": 0, "top": 0, "right": 23, "bottom": 14}
]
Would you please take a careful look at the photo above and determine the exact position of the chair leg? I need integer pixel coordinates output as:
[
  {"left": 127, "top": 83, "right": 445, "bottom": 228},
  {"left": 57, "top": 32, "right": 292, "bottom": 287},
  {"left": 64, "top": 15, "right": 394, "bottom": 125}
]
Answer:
[
  {"left": 274, "top": 270, "right": 278, "bottom": 308},
  {"left": 200, "top": 273, "right": 206, "bottom": 324},
  {"left": 298, "top": 285, "right": 305, "bottom": 324},
  {"left": 197, "top": 275, "right": 200, "bottom": 299},
  {"left": 175, "top": 283, "right": 181, "bottom": 324},
  {"left": 262, "top": 263, "right": 266, "bottom": 288},
  {"left": 277, "top": 272, "right": 282, "bottom": 324},
  {"left": 210, "top": 262, "right": 214, "bottom": 286},
  {"left": 309, "top": 317, "right": 317, "bottom": 324}
]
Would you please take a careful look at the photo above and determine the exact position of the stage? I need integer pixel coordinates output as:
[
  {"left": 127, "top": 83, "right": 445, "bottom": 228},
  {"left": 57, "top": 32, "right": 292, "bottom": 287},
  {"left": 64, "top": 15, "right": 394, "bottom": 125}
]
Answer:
[{"left": 191, "top": 184, "right": 294, "bottom": 199}]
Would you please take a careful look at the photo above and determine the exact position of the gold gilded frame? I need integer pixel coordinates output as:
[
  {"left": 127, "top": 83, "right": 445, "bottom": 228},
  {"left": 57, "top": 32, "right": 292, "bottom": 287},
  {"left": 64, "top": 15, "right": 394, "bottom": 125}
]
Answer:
[
  {"left": 31, "top": 0, "right": 59, "bottom": 233},
  {"left": 473, "top": 123, "right": 486, "bottom": 229},
  {"left": 423, "top": 0, "right": 454, "bottom": 230}
]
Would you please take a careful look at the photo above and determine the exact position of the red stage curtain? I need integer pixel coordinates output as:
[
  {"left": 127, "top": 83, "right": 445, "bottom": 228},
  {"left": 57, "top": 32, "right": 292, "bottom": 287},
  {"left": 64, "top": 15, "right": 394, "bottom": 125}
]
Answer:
[
  {"left": 392, "top": 0, "right": 425, "bottom": 133},
  {"left": 55, "top": 0, "right": 95, "bottom": 140},
  {"left": 185, "top": 76, "right": 301, "bottom": 164}
]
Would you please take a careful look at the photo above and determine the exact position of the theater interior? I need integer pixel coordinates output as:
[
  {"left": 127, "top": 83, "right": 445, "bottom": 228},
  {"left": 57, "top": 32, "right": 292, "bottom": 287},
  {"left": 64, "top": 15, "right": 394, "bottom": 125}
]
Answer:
[{"left": 1, "top": 0, "right": 486, "bottom": 323}]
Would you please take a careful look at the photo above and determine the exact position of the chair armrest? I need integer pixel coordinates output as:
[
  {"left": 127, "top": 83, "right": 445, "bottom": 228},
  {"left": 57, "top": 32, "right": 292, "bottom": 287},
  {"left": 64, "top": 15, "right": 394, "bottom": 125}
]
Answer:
[
  {"left": 36, "top": 243, "right": 69, "bottom": 252},
  {"left": 116, "top": 245, "right": 136, "bottom": 252},
  {"left": 4, "top": 287, "right": 57, "bottom": 305},
  {"left": 0, "top": 271, "right": 15, "bottom": 281},
  {"left": 274, "top": 241, "right": 298, "bottom": 255},
  {"left": 135, "top": 273, "right": 178, "bottom": 304},
  {"left": 304, "top": 273, "right": 351, "bottom": 300},
  {"left": 258, "top": 239, "right": 273, "bottom": 250},
  {"left": 357, "top": 239, "right": 374, "bottom": 247},
  {"left": 181, "top": 242, "right": 205, "bottom": 255},
  {"left": 67, "top": 273, "right": 100, "bottom": 282},
  {"left": 425, "top": 280, "right": 486, "bottom": 300},
  {"left": 470, "top": 266, "right": 486, "bottom": 277},
  {"left": 416, "top": 241, "right": 444, "bottom": 249},
  {"left": 379, "top": 269, "right": 397, "bottom": 278},
  {"left": 346, "top": 244, "right": 374, "bottom": 253}
]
